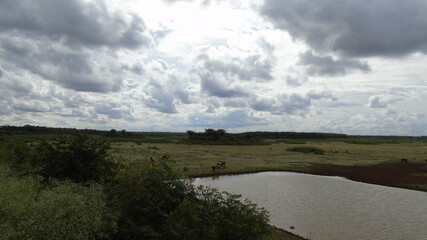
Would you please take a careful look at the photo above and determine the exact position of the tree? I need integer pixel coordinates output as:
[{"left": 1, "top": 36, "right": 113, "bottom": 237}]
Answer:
[
  {"left": 35, "top": 134, "right": 114, "bottom": 183},
  {"left": 186, "top": 130, "right": 195, "bottom": 139},
  {"left": 106, "top": 156, "right": 270, "bottom": 240}
]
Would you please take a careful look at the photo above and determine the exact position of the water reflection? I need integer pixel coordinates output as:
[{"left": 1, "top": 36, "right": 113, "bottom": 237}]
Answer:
[{"left": 194, "top": 172, "right": 427, "bottom": 240}]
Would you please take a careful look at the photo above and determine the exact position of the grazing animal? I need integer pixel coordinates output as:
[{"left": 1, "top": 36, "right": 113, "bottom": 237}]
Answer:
[
  {"left": 401, "top": 159, "right": 408, "bottom": 163},
  {"left": 425, "top": 159, "right": 427, "bottom": 163},
  {"left": 212, "top": 165, "right": 220, "bottom": 171},
  {"left": 217, "top": 161, "right": 226, "bottom": 167},
  {"left": 212, "top": 161, "right": 226, "bottom": 171}
]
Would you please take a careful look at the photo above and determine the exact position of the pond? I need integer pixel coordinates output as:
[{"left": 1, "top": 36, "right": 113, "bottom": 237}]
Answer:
[{"left": 194, "top": 172, "right": 427, "bottom": 240}]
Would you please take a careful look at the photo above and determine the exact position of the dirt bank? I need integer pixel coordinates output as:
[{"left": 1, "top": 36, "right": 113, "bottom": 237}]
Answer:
[{"left": 306, "top": 162, "right": 427, "bottom": 192}]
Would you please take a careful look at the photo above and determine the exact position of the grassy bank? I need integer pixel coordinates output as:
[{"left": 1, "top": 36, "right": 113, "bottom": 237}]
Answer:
[{"left": 110, "top": 140, "right": 427, "bottom": 191}]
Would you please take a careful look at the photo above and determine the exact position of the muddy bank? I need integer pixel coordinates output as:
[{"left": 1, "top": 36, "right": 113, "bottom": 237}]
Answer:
[
  {"left": 308, "top": 162, "right": 427, "bottom": 192},
  {"left": 191, "top": 162, "right": 427, "bottom": 192}
]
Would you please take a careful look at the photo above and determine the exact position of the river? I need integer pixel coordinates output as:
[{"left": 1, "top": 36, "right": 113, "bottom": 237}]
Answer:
[{"left": 193, "top": 172, "right": 427, "bottom": 240}]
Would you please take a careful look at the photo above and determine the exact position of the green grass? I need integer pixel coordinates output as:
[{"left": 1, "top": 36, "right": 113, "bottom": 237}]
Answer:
[
  {"left": 276, "top": 139, "right": 306, "bottom": 144},
  {"left": 287, "top": 146, "right": 325, "bottom": 155}
]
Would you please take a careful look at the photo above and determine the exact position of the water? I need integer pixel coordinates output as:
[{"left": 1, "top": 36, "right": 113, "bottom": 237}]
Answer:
[{"left": 194, "top": 172, "right": 427, "bottom": 240}]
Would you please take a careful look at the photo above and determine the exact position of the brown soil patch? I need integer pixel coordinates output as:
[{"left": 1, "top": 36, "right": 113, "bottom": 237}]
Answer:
[{"left": 308, "top": 162, "right": 427, "bottom": 191}]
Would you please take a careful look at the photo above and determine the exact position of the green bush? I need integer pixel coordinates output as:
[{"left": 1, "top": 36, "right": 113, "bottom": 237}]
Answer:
[
  {"left": 35, "top": 134, "right": 114, "bottom": 182},
  {"left": 0, "top": 139, "right": 39, "bottom": 176},
  {"left": 0, "top": 172, "right": 117, "bottom": 240},
  {"left": 286, "top": 146, "right": 325, "bottom": 155},
  {"left": 107, "top": 156, "right": 270, "bottom": 240}
]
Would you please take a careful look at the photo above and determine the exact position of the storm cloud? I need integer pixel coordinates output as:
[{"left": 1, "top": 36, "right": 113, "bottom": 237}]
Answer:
[
  {"left": 196, "top": 53, "right": 274, "bottom": 82},
  {"left": 0, "top": 0, "right": 151, "bottom": 49},
  {"left": 0, "top": 0, "right": 154, "bottom": 93},
  {"left": 250, "top": 91, "right": 335, "bottom": 115},
  {"left": 199, "top": 72, "right": 249, "bottom": 98},
  {"left": 298, "top": 51, "right": 371, "bottom": 76},
  {"left": 260, "top": 0, "right": 427, "bottom": 57}
]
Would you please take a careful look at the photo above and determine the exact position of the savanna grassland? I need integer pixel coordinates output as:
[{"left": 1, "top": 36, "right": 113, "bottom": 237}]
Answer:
[
  {"left": 2, "top": 127, "right": 427, "bottom": 240},
  {"left": 110, "top": 139, "right": 427, "bottom": 191}
]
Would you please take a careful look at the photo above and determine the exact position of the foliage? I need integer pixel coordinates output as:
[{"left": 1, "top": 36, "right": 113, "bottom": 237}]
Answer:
[
  {"left": 276, "top": 139, "right": 306, "bottom": 144},
  {"left": 35, "top": 134, "right": 115, "bottom": 182},
  {"left": 0, "top": 170, "right": 117, "bottom": 240},
  {"left": 286, "top": 146, "right": 325, "bottom": 155},
  {"left": 187, "top": 128, "right": 228, "bottom": 140},
  {"left": 248, "top": 131, "right": 348, "bottom": 139},
  {"left": 107, "top": 156, "right": 270, "bottom": 240},
  {"left": 0, "top": 138, "right": 40, "bottom": 176}
]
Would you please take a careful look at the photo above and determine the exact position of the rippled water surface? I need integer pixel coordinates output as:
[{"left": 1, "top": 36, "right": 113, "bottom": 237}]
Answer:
[{"left": 194, "top": 172, "right": 427, "bottom": 240}]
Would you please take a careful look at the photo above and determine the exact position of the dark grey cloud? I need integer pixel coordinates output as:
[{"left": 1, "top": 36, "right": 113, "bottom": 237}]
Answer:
[
  {"left": 161, "top": 0, "right": 220, "bottom": 6},
  {"left": 366, "top": 95, "right": 401, "bottom": 108},
  {"left": 1, "top": 77, "right": 33, "bottom": 95},
  {"left": 14, "top": 106, "right": 46, "bottom": 113},
  {"left": 0, "top": 100, "right": 12, "bottom": 115},
  {"left": 94, "top": 103, "right": 131, "bottom": 120},
  {"left": 298, "top": 51, "right": 371, "bottom": 76},
  {"left": 199, "top": 72, "right": 249, "bottom": 98},
  {"left": 143, "top": 81, "right": 178, "bottom": 114},
  {"left": 250, "top": 91, "right": 334, "bottom": 115},
  {"left": 260, "top": 0, "right": 427, "bottom": 58},
  {"left": 0, "top": 0, "right": 157, "bottom": 93},
  {"left": 223, "top": 99, "right": 248, "bottom": 108},
  {"left": 184, "top": 110, "right": 267, "bottom": 128},
  {"left": 0, "top": 38, "right": 122, "bottom": 92},
  {"left": 122, "top": 62, "right": 145, "bottom": 75},
  {"left": 286, "top": 68, "right": 309, "bottom": 87},
  {"left": 0, "top": 0, "right": 151, "bottom": 49},
  {"left": 197, "top": 52, "right": 274, "bottom": 82},
  {"left": 0, "top": 68, "right": 2, "bottom": 77},
  {"left": 54, "top": 92, "right": 88, "bottom": 109}
]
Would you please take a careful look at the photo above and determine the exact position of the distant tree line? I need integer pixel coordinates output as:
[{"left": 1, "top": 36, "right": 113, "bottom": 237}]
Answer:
[
  {"left": 246, "top": 131, "right": 348, "bottom": 139},
  {"left": 187, "top": 128, "right": 229, "bottom": 140},
  {"left": 0, "top": 125, "right": 186, "bottom": 138}
]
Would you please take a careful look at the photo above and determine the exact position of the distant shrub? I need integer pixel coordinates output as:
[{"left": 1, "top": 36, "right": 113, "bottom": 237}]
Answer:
[
  {"left": 0, "top": 139, "right": 39, "bottom": 176},
  {"left": 277, "top": 139, "right": 307, "bottom": 144},
  {"left": 287, "top": 146, "right": 325, "bottom": 155},
  {"left": 0, "top": 173, "right": 117, "bottom": 240},
  {"left": 35, "top": 134, "right": 115, "bottom": 182}
]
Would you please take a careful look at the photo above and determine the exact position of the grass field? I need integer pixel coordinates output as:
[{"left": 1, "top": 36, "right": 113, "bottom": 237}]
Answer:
[
  {"left": 108, "top": 139, "right": 427, "bottom": 239},
  {"left": 110, "top": 140, "right": 427, "bottom": 192}
]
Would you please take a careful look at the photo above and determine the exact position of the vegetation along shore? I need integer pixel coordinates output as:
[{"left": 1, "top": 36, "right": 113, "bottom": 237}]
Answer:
[{"left": 1, "top": 125, "right": 427, "bottom": 239}]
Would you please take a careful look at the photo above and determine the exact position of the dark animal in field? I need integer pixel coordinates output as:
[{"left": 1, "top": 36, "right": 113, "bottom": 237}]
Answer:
[
  {"left": 401, "top": 159, "right": 408, "bottom": 163},
  {"left": 212, "top": 165, "right": 218, "bottom": 171},
  {"left": 212, "top": 161, "right": 226, "bottom": 171},
  {"left": 425, "top": 159, "right": 427, "bottom": 163},
  {"left": 217, "top": 161, "right": 226, "bottom": 167}
]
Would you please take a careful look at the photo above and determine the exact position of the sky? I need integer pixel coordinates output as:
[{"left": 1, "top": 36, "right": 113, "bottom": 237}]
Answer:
[{"left": 1, "top": 0, "right": 427, "bottom": 135}]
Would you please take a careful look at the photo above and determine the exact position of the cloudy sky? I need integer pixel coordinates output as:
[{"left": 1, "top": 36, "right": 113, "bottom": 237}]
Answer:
[{"left": 1, "top": 0, "right": 427, "bottom": 135}]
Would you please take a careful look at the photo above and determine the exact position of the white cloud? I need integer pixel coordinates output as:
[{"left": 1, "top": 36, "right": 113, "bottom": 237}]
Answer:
[{"left": 0, "top": 0, "right": 426, "bottom": 135}]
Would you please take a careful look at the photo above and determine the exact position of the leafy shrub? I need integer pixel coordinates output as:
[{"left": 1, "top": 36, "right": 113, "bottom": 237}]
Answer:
[
  {"left": 107, "top": 156, "right": 270, "bottom": 240},
  {"left": 287, "top": 146, "right": 325, "bottom": 155},
  {"left": 277, "top": 139, "right": 306, "bottom": 144},
  {"left": 171, "top": 187, "right": 270, "bottom": 240},
  {"left": 107, "top": 156, "right": 190, "bottom": 239},
  {"left": 0, "top": 172, "right": 117, "bottom": 240},
  {"left": 0, "top": 139, "right": 39, "bottom": 176},
  {"left": 35, "top": 134, "right": 115, "bottom": 182}
]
